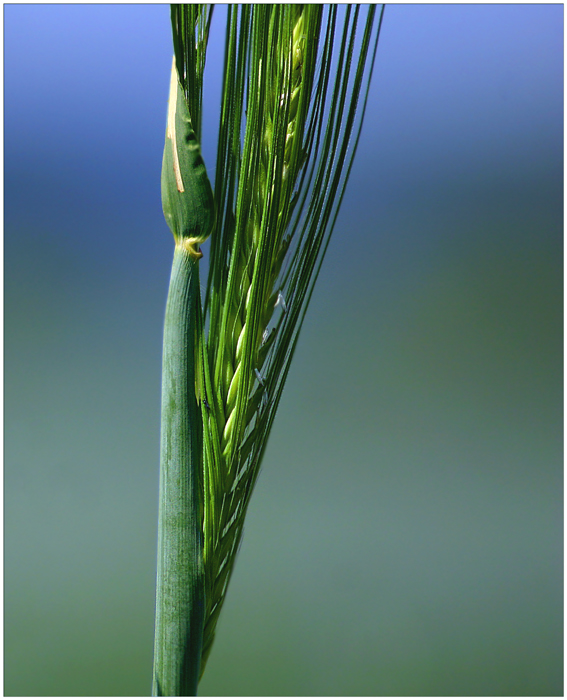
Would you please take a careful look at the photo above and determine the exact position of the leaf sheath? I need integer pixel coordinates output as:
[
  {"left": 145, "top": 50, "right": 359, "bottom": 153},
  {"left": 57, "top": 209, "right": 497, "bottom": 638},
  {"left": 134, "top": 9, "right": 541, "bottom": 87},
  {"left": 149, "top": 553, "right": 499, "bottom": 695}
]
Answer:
[{"left": 152, "top": 245, "right": 204, "bottom": 696}]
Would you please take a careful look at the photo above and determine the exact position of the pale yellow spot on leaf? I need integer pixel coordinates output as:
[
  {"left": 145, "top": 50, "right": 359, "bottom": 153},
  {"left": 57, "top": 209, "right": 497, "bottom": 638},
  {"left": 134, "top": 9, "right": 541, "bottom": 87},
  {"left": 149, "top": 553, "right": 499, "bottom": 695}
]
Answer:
[{"left": 167, "top": 57, "right": 185, "bottom": 193}]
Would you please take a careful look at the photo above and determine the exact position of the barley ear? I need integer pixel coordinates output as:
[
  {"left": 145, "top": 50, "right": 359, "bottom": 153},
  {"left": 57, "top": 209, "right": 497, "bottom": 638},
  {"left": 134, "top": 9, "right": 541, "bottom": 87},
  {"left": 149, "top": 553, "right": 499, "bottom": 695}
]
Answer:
[{"left": 198, "top": 5, "right": 385, "bottom": 675}]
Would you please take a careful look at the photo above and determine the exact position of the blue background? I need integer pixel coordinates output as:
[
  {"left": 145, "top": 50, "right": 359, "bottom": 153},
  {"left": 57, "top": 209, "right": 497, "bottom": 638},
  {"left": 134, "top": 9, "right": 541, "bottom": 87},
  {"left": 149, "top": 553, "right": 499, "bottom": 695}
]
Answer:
[{"left": 5, "top": 4, "right": 563, "bottom": 696}]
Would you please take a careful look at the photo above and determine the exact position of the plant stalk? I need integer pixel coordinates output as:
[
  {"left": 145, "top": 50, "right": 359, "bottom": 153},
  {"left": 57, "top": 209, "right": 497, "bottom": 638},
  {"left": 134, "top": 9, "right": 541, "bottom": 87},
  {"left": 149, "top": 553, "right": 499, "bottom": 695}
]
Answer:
[{"left": 152, "top": 243, "right": 204, "bottom": 696}]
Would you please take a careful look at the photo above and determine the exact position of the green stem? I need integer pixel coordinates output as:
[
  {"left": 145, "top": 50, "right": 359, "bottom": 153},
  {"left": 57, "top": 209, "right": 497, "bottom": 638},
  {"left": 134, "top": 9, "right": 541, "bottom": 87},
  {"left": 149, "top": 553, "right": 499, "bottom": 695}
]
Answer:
[{"left": 153, "top": 244, "right": 204, "bottom": 696}]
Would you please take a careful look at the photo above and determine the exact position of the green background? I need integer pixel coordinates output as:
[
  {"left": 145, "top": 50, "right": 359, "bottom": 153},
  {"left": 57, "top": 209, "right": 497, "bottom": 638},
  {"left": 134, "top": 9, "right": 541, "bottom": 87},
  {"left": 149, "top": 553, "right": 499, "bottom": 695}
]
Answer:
[{"left": 5, "top": 4, "right": 562, "bottom": 696}]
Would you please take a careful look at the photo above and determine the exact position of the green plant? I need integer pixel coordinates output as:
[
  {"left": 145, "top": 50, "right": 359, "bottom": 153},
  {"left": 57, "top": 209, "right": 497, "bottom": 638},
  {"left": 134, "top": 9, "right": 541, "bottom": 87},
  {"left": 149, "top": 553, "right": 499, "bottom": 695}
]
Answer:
[{"left": 153, "top": 4, "right": 384, "bottom": 695}]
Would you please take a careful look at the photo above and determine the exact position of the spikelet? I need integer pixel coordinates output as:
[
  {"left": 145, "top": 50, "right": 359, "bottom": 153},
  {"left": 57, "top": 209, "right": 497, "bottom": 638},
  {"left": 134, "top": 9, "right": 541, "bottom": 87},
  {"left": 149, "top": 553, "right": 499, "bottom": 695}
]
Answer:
[{"left": 220, "top": 9, "right": 305, "bottom": 456}]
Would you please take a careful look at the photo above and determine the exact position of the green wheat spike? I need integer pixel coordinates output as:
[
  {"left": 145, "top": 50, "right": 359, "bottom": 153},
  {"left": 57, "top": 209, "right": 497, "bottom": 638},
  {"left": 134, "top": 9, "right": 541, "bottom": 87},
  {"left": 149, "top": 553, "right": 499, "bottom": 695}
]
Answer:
[{"left": 153, "top": 4, "right": 384, "bottom": 695}]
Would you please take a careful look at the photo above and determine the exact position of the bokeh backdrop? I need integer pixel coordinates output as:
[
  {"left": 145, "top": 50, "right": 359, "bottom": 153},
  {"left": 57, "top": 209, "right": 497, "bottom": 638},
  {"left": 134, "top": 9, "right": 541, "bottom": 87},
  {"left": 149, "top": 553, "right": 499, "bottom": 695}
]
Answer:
[{"left": 5, "top": 4, "right": 563, "bottom": 696}]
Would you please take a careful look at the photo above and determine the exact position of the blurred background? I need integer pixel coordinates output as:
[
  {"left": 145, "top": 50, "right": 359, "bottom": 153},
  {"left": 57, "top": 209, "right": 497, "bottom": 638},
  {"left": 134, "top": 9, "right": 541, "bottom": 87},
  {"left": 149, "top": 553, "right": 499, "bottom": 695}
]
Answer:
[{"left": 4, "top": 4, "right": 562, "bottom": 696}]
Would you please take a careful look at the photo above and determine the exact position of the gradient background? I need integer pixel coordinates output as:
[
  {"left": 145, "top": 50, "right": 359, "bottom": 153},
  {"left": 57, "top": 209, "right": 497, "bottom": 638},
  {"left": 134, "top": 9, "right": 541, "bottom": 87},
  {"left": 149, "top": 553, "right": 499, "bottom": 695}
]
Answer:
[{"left": 4, "top": 4, "right": 563, "bottom": 696}]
